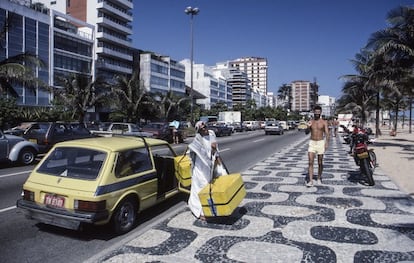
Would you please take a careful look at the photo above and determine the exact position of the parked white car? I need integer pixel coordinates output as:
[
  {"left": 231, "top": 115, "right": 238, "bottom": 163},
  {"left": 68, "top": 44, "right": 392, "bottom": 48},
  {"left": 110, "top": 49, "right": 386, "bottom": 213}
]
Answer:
[
  {"left": 0, "top": 129, "right": 39, "bottom": 165},
  {"left": 279, "top": 121, "right": 288, "bottom": 130},
  {"left": 243, "top": 121, "right": 259, "bottom": 131}
]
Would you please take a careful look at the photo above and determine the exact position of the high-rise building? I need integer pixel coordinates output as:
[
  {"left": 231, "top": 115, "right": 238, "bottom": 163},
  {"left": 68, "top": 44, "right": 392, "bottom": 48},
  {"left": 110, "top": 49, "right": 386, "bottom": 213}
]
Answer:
[
  {"left": 50, "top": 9, "right": 95, "bottom": 87},
  {"left": 36, "top": 0, "right": 134, "bottom": 79},
  {"left": 229, "top": 57, "right": 268, "bottom": 95},
  {"left": 1, "top": 1, "right": 92, "bottom": 108},
  {"left": 212, "top": 62, "right": 251, "bottom": 107},
  {"left": 291, "top": 80, "right": 319, "bottom": 112}
]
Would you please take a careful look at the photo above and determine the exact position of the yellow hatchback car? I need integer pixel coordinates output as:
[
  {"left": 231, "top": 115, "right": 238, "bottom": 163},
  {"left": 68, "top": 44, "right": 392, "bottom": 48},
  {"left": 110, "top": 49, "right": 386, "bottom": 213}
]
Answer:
[
  {"left": 17, "top": 136, "right": 190, "bottom": 235},
  {"left": 297, "top": 121, "right": 309, "bottom": 131}
]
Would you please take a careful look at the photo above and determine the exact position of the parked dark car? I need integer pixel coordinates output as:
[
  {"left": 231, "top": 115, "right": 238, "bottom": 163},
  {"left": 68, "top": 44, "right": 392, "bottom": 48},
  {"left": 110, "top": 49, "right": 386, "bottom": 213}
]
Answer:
[
  {"left": 22, "top": 122, "right": 96, "bottom": 154},
  {"left": 233, "top": 122, "right": 247, "bottom": 132},
  {"left": 206, "top": 123, "right": 232, "bottom": 137},
  {"left": 287, "top": 121, "right": 297, "bottom": 130},
  {"left": 141, "top": 122, "right": 187, "bottom": 143},
  {"left": 0, "top": 129, "right": 38, "bottom": 165},
  {"left": 3, "top": 122, "right": 35, "bottom": 136}
]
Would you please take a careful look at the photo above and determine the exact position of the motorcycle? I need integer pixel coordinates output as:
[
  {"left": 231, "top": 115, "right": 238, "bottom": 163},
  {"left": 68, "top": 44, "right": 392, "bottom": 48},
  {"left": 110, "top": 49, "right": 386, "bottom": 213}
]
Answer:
[{"left": 352, "top": 131, "right": 376, "bottom": 186}]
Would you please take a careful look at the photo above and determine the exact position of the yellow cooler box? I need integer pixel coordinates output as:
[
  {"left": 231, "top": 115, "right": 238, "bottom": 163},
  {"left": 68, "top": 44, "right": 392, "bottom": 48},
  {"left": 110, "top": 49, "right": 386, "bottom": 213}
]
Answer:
[
  {"left": 199, "top": 173, "right": 246, "bottom": 217},
  {"left": 174, "top": 155, "right": 192, "bottom": 188}
]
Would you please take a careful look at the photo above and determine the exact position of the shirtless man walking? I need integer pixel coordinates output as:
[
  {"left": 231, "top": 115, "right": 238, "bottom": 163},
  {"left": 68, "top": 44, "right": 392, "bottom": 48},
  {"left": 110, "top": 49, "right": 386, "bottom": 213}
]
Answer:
[{"left": 306, "top": 105, "right": 329, "bottom": 187}]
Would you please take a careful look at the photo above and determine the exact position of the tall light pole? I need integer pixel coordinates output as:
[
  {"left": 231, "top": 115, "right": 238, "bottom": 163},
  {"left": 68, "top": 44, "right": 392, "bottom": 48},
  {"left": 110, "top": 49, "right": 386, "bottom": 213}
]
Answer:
[{"left": 185, "top": 6, "right": 199, "bottom": 125}]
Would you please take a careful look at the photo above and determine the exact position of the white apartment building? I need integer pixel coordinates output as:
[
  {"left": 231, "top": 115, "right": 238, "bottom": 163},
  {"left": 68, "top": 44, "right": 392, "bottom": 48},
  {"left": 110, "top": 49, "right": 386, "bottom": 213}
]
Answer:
[
  {"left": 266, "top": 92, "right": 276, "bottom": 108},
  {"left": 212, "top": 62, "right": 252, "bottom": 107},
  {"left": 211, "top": 70, "right": 233, "bottom": 109},
  {"left": 139, "top": 52, "right": 186, "bottom": 95},
  {"left": 318, "top": 95, "right": 336, "bottom": 117},
  {"left": 50, "top": 9, "right": 95, "bottom": 86},
  {"left": 35, "top": 0, "right": 134, "bottom": 79},
  {"left": 229, "top": 57, "right": 268, "bottom": 95},
  {"left": 181, "top": 59, "right": 230, "bottom": 110}
]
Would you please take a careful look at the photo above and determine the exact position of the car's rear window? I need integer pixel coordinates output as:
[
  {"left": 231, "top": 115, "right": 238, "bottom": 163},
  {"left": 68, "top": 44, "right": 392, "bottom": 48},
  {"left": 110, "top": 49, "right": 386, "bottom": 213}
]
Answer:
[
  {"left": 26, "top": 123, "right": 50, "bottom": 135},
  {"left": 36, "top": 147, "right": 106, "bottom": 180}
]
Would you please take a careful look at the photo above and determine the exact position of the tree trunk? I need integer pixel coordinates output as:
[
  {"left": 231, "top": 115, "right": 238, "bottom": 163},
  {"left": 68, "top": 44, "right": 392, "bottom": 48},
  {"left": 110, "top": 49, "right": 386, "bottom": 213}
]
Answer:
[
  {"left": 410, "top": 96, "right": 413, "bottom": 134},
  {"left": 375, "top": 91, "right": 380, "bottom": 138},
  {"left": 394, "top": 103, "right": 399, "bottom": 132}
]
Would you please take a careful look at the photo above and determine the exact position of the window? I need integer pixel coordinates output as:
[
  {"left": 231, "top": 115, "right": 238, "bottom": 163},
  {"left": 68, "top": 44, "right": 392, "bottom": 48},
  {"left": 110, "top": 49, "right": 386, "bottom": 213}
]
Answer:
[
  {"left": 36, "top": 147, "right": 106, "bottom": 180},
  {"left": 115, "top": 148, "right": 152, "bottom": 177}
]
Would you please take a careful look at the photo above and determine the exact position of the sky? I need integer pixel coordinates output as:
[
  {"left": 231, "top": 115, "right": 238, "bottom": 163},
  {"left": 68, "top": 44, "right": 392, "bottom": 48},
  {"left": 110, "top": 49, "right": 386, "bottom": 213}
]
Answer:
[{"left": 132, "top": 0, "right": 414, "bottom": 99}]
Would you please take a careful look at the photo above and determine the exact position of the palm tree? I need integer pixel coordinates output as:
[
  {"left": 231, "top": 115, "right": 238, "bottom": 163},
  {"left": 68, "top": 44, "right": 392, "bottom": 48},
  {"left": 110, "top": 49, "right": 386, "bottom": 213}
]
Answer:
[
  {"left": 111, "top": 71, "right": 150, "bottom": 123},
  {"left": 367, "top": 5, "right": 414, "bottom": 133},
  {"left": 340, "top": 50, "right": 379, "bottom": 127},
  {"left": 0, "top": 53, "right": 46, "bottom": 98},
  {"left": 52, "top": 74, "right": 110, "bottom": 123},
  {"left": 0, "top": 14, "right": 46, "bottom": 97},
  {"left": 382, "top": 79, "right": 406, "bottom": 130},
  {"left": 277, "top": 84, "right": 292, "bottom": 110},
  {"left": 0, "top": 96, "right": 18, "bottom": 129},
  {"left": 399, "top": 74, "right": 414, "bottom": 133},
  {"left": 153, "top": 90, "right": 190, "bottom": 121}
]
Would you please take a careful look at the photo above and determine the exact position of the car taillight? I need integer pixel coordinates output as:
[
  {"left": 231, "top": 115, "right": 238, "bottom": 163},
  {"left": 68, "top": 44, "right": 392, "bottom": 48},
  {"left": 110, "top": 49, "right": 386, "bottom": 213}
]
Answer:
[
  {"left": 22, "top": 190, "right": 35, "bottom": 201},
  {"left": 74, "top": 200, "right": 106, "bottom": 212}
]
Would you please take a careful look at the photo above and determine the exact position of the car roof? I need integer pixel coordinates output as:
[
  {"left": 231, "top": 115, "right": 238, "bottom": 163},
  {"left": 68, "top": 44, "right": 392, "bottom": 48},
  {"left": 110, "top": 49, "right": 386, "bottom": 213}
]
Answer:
[{"left": 53, "top": 136, "right": 168, "bottom": 152}]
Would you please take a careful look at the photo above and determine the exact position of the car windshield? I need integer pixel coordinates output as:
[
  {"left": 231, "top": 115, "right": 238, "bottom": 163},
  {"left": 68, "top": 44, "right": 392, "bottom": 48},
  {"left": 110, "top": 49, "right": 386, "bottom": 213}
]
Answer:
[
  {"left": 266, "top": 121, "right": 279, "bottom": 126},
  {"left": 36, "top": 147, "right": 107, "bottom": 180},
  {"left": 129, "top": 124, "right": 140, "bottom": 132}
]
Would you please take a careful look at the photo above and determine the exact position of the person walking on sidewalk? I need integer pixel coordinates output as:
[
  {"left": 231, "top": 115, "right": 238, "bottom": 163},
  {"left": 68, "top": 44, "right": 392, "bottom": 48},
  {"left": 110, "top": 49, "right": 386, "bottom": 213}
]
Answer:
[
  {"left": 306, "top": 105, "right": 329, "bottom": 187},
  {"left": 188, "top": 121, "right": 219, "bottom": 220}
]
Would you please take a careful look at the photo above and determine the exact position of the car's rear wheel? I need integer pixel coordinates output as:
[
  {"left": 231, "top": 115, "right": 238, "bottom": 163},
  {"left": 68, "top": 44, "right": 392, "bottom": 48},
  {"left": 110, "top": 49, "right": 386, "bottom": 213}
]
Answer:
[
  {"left": 19, "top": 147, "right": 36, "bottom": 165},
  {"left": 111, "top": 197, "right": 137, "bottom": 235}
]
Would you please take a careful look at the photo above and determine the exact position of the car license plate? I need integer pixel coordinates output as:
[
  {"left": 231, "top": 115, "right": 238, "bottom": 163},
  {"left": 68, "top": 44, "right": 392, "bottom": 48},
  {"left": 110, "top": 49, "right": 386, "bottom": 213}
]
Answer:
[
  {"left": 44, "top": 194, "right": 65, "bottom": 208},
  {"left": 29, "top": 139, "right": 37, "bottom": 143}
]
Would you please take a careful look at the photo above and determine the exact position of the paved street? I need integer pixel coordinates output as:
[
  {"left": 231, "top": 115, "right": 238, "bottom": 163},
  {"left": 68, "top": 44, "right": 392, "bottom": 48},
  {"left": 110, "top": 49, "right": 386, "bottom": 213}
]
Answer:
[{"left": 90, "top": 135, "right": 414, "bottom": 263}]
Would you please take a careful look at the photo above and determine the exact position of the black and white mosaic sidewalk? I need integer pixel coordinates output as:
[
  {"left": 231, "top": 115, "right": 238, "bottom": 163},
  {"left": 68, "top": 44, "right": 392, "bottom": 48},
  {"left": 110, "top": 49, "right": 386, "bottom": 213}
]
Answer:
[{"left": 97, "top": 136, "right": 414, "bottom": 263}]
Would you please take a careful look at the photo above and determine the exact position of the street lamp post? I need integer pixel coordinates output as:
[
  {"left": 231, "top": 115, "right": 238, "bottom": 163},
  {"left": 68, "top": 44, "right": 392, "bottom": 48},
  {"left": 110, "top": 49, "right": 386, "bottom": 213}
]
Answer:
[{"left": 185, "top": 6, "right": 199, "bottom": 125}]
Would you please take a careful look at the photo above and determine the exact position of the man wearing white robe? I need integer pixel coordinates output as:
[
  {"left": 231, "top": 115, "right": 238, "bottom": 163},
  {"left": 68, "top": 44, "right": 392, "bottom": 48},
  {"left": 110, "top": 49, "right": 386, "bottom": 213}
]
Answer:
[{"left": 188, "top": 121, "right": 218, "bottom": 219}]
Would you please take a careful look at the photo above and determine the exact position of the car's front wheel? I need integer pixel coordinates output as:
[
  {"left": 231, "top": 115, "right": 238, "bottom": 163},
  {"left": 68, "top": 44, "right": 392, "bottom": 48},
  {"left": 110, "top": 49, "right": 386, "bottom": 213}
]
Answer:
[
  {"left": 19, "top": 147, "right": 37, "bottom": 165},
  {"left": 111, "top": 197, "right": 137, "bottom": 235}
]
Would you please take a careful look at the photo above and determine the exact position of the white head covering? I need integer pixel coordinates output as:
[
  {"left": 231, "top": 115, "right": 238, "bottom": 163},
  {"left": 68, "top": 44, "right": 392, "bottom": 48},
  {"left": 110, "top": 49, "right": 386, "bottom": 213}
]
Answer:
[{"left": 195, "top": 121, "right": 205, "bottom": 132}]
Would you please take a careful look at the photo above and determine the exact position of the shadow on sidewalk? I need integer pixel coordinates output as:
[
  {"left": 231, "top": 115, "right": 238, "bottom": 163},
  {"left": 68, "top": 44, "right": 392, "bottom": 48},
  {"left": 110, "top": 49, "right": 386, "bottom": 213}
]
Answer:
[
  {"left": 347, "top": 170, "right": 376, "bottom": 186},
  {"left": 373, "top": 140, "right": 414, "bottom": 160}
]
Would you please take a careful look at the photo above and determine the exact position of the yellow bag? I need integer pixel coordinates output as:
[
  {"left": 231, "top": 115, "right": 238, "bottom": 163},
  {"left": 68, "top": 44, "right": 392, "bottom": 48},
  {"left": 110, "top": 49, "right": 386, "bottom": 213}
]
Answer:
[
  {"left": 174, "top": 154, "right": 192, "bottom": 187},
  {"left": 198, "top": 173, "right": 246, "bottom": 217}
]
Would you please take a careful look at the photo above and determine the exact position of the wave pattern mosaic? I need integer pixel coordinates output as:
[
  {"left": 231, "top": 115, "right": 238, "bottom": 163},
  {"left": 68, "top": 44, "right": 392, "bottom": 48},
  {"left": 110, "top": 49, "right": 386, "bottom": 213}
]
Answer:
[{"left": 99, "top": 136, "right": 414, "bottom": 263}]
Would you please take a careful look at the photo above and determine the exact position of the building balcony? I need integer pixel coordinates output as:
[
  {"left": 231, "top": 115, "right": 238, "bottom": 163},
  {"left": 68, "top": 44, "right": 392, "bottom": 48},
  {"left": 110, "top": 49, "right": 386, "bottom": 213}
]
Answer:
[
  {"left": 96, "top": 32, "right": 132, "bottom": 48},
  {"left": 96, "top": 47, "right": 133, "bottom": 61},
  {"left": 96, "top": 60, "right": 132, "bottom": 74},
  {"left": 97, "top": 2, "right": 133, "bottom": 22},
  {"left": 96, "top": 17, "right": 132, "bottom": 35},
  {"left": 116, "top": 0, "right": 133, "bottom": 9}
]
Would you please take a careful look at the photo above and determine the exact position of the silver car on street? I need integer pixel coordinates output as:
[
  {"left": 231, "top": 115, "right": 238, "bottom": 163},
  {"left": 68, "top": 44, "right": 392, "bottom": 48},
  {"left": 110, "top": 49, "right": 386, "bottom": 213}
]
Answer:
[
  {"left": 0, "top": 129, "right": 39, "bottom": 165},
  {"left": 264, "top": 121, "right": 284, "bottom": 135}
]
